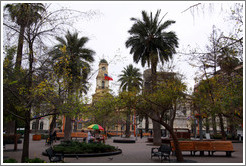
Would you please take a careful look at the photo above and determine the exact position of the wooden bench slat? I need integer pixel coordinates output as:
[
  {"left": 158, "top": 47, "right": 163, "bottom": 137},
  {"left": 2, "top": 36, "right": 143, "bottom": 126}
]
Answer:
[
  {"left": 171, "top": 140, "right": 234, "bottom": 156},
  {"left": 211, "top": 141, "right": 233, "bottom": 151},
  {"left": 194, "top": 141, "right": 213, "bottom": 151}
]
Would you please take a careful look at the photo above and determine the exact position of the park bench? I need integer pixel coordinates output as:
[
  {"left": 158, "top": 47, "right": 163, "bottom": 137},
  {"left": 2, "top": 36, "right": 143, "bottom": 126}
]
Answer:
[
  {"left": 171, "top": 141, "right": 234, "bottom": 157},
  {"left": 107, "top": 132, "right": 122, "bottom": 136},
  {"left": 171, "top": 141, "right": 195, "bottom": 155},
  {"left": 151, "top": 144, "right": 172, "bottom": 162},
  {"left": 143, "top": 133, "right": 151, "bottom": 137},
  {"left": 193, "top": 141, "right": 213, "bottom": 156},
  {"left": 46, "top": 147, "right": 64, "bottom": 162},
  {"left": 211, "top": 141, "right": 234, "bottom": 157},
  {"left": 56, "top": 132, "right": 88, "bottom": 140}
]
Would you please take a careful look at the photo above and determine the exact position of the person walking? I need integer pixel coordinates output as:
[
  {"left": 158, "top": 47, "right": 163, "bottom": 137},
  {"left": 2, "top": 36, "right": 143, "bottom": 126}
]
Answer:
[{"left": 87, "top": 130, "right": 91, "bottom": 143}]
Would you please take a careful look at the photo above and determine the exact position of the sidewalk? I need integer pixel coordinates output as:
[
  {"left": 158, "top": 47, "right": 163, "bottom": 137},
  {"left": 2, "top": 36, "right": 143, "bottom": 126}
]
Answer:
[{"left": 3, "top": 135, "right": 244, "bottom": 164}]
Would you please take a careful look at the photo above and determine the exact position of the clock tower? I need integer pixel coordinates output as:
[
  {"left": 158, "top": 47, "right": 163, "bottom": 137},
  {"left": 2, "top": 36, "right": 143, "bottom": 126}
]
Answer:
[{"left": 92, "top": 59, "right": 110, "bottom": 102}]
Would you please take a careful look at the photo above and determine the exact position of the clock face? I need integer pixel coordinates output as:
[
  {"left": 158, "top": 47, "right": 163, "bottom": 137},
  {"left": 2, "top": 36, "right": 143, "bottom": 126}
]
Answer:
[{"left": 102, "top": 67, "right": 106, "bottom": 71}]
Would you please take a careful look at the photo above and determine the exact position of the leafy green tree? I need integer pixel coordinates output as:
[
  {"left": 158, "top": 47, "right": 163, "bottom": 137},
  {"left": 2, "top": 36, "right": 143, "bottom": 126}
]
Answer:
[
  {"left": 89, "top": 93, "right": 123, "bottom": 133},
  {"left": 125, "top": 9, "right": 178, "bottom": 145},
  {"left": 50, "top": 31, "right": 95, "bottom": 141},
  {"left": 4, "top": 3, "right": 45, "bottom": 70},
  {"left": 133, "top": 78, "right": 186, "bottom": 162},
  {"left": 118, "top": 64, "right": 142, "bottom": 137},
  {"left": 3, "top": 4, "right": 97, "bottom": 162}
]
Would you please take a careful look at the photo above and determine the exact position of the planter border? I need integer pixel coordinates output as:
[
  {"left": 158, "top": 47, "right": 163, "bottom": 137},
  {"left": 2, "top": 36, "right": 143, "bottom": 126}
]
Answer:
[
  {"left": 113, "top": 139, "right": 136, "bottom": 143},
  {"left": 42, "top": 149, "right": 122, "bottom": 157}
]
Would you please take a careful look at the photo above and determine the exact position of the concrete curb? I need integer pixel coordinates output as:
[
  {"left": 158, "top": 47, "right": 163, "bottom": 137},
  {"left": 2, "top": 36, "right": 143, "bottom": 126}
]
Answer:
[{"left": 42, "top": 149, "right": 122, "bottom": 157}]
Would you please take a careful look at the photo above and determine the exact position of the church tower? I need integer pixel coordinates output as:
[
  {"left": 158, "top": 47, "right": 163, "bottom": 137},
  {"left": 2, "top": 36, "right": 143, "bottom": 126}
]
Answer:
[
  {"left": 96, "top": 59, "right": 109, "bottom": 93},
  {"left": 92, "top": 59, "right": 110, "bottom": 102}
]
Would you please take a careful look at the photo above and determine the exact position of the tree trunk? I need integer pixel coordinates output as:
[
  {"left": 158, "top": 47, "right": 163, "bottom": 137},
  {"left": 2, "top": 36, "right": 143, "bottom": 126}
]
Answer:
[
  {"left": 229, "top": 120, "right": 236, "bottom": 139},
  {"left": 145, "top": 115, "right": 149, "bottom": 133},
  {"left": 161, "top": 121, "right": 184, "bottom": 162},
  {"left": 212, "top": 114, "right": 217, "bottom": 135},
  {"left": 21, "top": 40, "right": 33, "bottom": 162},
  {"left": 14, "top": 120, "right": 18, "bottom": 151},
  {"left": 170, "top": 103, "right": 177, "bottom": 129},
  {"left": 152, "top": 112, "right": 162, "bottom": 145},
  {"left": 152, "top": 120, "right": 161, "bottom": 145},
  {"left": 21, "top": 111, "right": 30, "bottom": 162},
  {"left": 199, "top": 115, "right": 203, "bottom": 140},
  {"left": 15, "top": 25, "right": 25, "bottom": 70},
  {"left": 125, "top": 110, "right": 131, "bottom": 137},
  {"left": 205, "top": 117, "right": 210, "bottom": 133},
  {"left": 218, "top": 113, "right": 226, "bottom": 140},
  {"left": 49, "top": 115, "right": 57, "bottom": 133},
  {"left": 64, "top": 116, "right": 72, "bottom": 141},
  {"left": 35, "top": 118, "right": 39, "bottom": 134}
]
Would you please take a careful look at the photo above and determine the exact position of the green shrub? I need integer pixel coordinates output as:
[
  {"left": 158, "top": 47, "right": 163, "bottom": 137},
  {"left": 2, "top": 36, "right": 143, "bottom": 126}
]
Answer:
[
  {"left": 3, "top": 134, "right": 22, "bottom": 144},
  {"left": 25, "top": 158, "right": 46, "bottom": 163},
  {"left": 41, "top": 134, "right": 49, "bottom": 139},
  {"left": 3, "top": 158, "right": 18, "bottom": 163},
  {"left": 212, "top": 134, "right": 222, "bottom": 139},
  {"left": 53, "top": 140, "right": 117, "bottom": 154},
  {"left": 226, "top": 134, "right": 239, "bottom": 140}
]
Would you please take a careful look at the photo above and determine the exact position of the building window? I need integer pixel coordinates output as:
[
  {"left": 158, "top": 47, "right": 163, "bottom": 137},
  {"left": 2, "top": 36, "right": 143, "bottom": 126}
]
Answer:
[
  {"left": 40, "top": 122, "right": 44, "bottom": 130},
  {"left": 32, "top": 122, "right": 36, "bottom": 130},
  {"left": 78, "top": 123, "right": 82, "bottom": 129},
  {"left": 102, "top": 81, "right": 105, "bottom": 89}
]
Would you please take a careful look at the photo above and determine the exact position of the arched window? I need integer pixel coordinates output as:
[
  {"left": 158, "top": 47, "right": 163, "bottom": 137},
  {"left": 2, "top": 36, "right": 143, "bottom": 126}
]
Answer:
[
  {"left": 40, "top": 121, "right": 44, "bottom": 130},
  {"left": 102, "top": 81, "right": 105, "bottom": 89},
  {"left": 32, "top": 122, "right": 36, "bottom": 130}
]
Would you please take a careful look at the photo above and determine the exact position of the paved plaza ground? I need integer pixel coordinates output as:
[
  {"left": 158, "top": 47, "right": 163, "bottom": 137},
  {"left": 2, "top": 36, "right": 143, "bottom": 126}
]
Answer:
[{"left": 3, "top": 134, "right": 244, "bottom": 164}]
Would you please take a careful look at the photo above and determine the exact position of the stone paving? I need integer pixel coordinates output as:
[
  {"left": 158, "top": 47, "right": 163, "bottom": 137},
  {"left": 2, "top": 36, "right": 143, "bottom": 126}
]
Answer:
[{"left": 2, "top": 134, "right": 244, "bottom": 164}]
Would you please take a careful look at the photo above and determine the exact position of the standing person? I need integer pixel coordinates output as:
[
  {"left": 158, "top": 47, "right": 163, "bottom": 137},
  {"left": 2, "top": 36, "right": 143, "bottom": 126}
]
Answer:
[
  {"left": 87, "top": 130, "right": 91, "bottom": 143},
  {"left": 140, "top": 129, "right": 143, "bottom": 139},
  {"left": 53, "top": 130, "right": 57, "bottom": 142}
]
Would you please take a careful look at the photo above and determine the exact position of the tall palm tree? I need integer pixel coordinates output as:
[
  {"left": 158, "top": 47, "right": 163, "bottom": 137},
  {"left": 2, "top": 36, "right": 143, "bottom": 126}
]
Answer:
[
  {"left": 51, "top": 31, "right": 95, "bottom": 141},
  {"left": 118, "top": 64, "right": 142, "bottom": 137},
  {"left": 125, "top": 10, "right": 178, "bottom": 145},
  {"left": 4, "top": 3, "right": 45, "bottom": 70}
]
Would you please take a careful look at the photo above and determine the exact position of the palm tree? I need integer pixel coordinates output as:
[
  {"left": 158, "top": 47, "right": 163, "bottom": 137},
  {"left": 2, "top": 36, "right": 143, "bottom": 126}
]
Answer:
[
  {"left": 118, "top": 64, "right": 142, "bottom": 137},
  {"left": 125, "top": 9, "right": 178, "bottom": 147},
  {"left": 51, "top": 31, "right": 95, "bottom": 141},
  {"left": 4, "top": 3, "right": 45, "bottom": 70},
  {"left": 118, "top": 64, "right": 143, "bottom": 92}
]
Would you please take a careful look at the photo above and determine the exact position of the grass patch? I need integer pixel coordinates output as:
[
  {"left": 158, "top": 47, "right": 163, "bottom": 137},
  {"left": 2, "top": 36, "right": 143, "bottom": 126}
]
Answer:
[{"left": 3, "top": 158, "right": 18, "bottom": 163}]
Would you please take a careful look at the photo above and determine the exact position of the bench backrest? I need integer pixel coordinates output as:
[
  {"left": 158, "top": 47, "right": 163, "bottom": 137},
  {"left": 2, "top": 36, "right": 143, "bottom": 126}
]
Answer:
[
  {"left": 71, "top": 133, "right": 77, "bottom": 137},
  {"left": 211, "top": 141, "right": 233, "bottom": 151},
  {"left": 171, "top": 141, "right": 234, "bottom": 152},
  {"left": 159, "top": 144, "right": 172, "bottom": 154},
  {"left": 76, "top": 132, "right": 88, "bottom": 138},
  {"left": 194, "top": 141, "right": 213, "bottom": 151},
  {"left": 56, "top": 132, "right": 64, "bottom": 138},
  {"left": 143, "top": 133, "right": 151, "bottom": 137},
  {"left": 56, "top": 132, "right": 88, "bottom": 138},
  {"left": 171, "top": 141, "right": 195, "bottom": 151}
]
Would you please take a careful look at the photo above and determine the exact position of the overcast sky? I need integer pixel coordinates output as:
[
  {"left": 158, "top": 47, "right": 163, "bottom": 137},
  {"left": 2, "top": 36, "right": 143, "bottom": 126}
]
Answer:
[
  {"left": 3, "top": 1, "right": 239, "bottom": 102},
  {"left": 49, "top": 1, "right": 238, "bottom": 102}
]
